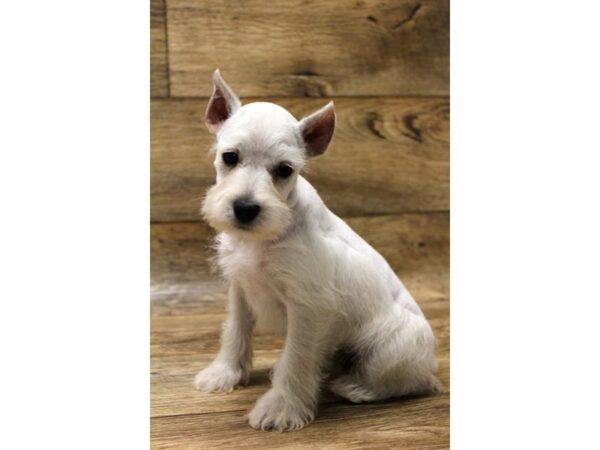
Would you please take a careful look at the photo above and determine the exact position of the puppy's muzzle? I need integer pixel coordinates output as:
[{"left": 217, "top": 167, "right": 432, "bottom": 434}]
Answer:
[{"left": 233, "top": 199, "right": 261, "bottom": 225}]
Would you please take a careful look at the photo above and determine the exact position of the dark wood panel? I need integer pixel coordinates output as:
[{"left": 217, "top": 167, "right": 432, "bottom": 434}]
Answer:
[
  {"left": 151, "top": 0, "right": 169, "bottom": 97},
  {"left": 151, "top": 97, "right": 449, "bottom": 222},
  {"left": 166, "top": 0, "right": 449, "bottom": 97}
]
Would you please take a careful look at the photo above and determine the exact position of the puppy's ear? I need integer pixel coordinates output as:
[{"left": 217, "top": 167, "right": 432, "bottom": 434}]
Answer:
[
  {"left": 298, "top": 101, "right": 335, "bottom": 158},
  {"left": 205, "top": 69, "right": 242, "bottom": 134}
]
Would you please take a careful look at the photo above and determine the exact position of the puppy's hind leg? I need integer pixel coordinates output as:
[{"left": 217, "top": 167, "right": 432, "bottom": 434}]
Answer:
[{"left": 330, "top": 309, "right": 440, "bottom": 403}]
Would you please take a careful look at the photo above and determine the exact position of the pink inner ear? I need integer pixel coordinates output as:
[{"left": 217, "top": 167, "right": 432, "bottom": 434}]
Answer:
[
  {"left": 206, "top": 90, "right": 230, "bottom": 127},
  {"left": 303, "top": 107, "right": 335, "bottom": 157}
]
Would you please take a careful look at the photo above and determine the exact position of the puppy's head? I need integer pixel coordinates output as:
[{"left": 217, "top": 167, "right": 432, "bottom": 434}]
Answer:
[{"left": 201, "top": 69, "right": 335, "bottom": 241}]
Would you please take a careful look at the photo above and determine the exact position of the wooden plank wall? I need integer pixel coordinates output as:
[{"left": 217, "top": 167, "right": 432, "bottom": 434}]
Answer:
[{"left": 151, "top": 0, "right": 449, "bottom": 222}]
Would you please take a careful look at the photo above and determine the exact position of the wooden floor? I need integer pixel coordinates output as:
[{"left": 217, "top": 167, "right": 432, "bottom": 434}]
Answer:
[{"left": 151, "top": 215, "right": 449, "bottom": 449}]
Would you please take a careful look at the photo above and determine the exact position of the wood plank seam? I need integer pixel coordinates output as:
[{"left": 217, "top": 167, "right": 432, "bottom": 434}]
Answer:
[
  {"left": 163, "top": 0, "right": 171, "bottom": 97},
  {"left": 150, "top": 210, "right": 450, "bottom": 225},
  {"left": 151, "top": 0, "right": 170, "bottom": 98},
  {"left": 151, "top": 95, "right": 450, "bottom": 101}
]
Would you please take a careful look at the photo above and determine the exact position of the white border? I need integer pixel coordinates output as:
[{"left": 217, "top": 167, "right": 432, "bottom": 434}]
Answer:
[
  {"left": 0, "top": 1, "right": 149, "bottom": 448},
  {"left": 452, "top": 1, "right": 600, "bottom": 448}
]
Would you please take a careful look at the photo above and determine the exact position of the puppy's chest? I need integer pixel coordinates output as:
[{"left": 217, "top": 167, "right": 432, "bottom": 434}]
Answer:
[
  {"left": 217, "top": 240, "right": 287, "bottom": 334},
  {"left": 217, "top": 242, "right": 277, "bottom": 286}
]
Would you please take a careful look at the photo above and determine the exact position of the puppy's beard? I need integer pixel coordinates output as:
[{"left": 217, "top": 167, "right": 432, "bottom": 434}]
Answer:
[{"left": 201, "top": 184, "right": 292, "bottom": 241}]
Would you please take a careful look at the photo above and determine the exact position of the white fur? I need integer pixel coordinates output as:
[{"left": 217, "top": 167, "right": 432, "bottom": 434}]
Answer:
[{"left": 194, "top": 70, "right": 439, "bottom": 432}]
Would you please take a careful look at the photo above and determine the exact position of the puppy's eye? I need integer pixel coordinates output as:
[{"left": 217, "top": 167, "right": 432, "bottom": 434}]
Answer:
[
  {"left": 276, "top": 163, "right": 293, "bottom": 178},
  {"left": 222, "top": 152, "right": 239, "bottom": 166}
]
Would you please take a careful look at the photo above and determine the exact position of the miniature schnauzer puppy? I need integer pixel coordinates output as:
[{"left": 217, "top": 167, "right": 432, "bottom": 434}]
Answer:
[{"left": 194, "top": 69, "right": 439, "bottom": 431}]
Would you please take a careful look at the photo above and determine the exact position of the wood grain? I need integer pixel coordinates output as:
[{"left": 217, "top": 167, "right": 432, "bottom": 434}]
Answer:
[
  {"left": 151, "top": 97, "right": 449, "bottom": 222},
  {"left": 165, "top": 0, "right": 449, "bottom": 97},
  {"left": 151, "top": 394, "right": 449, "bottom": 449},
  {"left": 151, "top": 0, "right": 169, "bottom": 97},
  {"left": 151, "top": 213, "right": 449, "bottom": 448}
]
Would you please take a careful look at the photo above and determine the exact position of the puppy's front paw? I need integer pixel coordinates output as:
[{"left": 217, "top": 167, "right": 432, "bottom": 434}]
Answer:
[
  {"left": 248, "top": 388, "right": 315, "bottom": 431},
  {"left": 193, "top": 361, "right": 247, "bottom": 393}
]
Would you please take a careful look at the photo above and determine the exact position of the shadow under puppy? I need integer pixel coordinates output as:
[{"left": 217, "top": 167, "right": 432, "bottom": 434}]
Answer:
[{"left": 194, "top": 69, "right": 439, "bottom": 431}]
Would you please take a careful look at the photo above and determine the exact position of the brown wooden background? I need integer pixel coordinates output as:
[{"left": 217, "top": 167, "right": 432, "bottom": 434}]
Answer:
[
  {"left": 151, "top": 1, "right": 449, "bottom": 448},
  {"left": 151, "top": 0, "right": 449, "bottom": 222}
]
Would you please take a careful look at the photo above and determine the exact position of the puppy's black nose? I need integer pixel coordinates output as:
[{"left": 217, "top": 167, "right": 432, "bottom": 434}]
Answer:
[{"left": 233, "top": 199, "right": 261, "bottom": 224}]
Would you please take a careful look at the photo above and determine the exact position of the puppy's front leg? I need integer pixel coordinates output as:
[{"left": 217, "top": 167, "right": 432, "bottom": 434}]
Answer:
[
  {"left": 248, "top": 303, "right": 331, "bottom": 431},
  {"left": 194, "top": 282, "right": 253, "bottom": 392}
]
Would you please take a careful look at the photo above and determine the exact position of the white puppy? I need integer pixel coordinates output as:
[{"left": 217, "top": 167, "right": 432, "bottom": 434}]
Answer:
[{"left": 194, "top": 69, "right": 439, "bottom": 431}]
